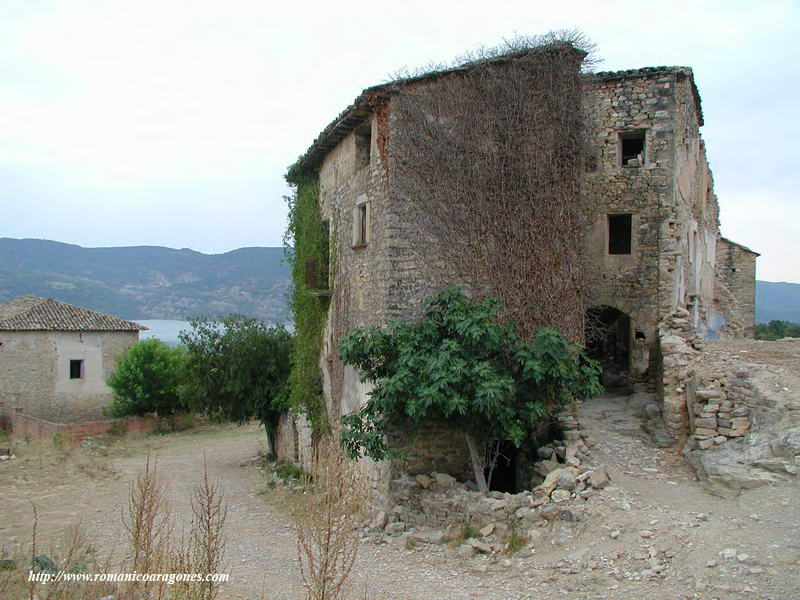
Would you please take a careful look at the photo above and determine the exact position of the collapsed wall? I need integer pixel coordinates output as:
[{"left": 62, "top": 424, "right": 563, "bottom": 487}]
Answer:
[{"left": 658, "top": 320, "right": 800, "bottom": 495}]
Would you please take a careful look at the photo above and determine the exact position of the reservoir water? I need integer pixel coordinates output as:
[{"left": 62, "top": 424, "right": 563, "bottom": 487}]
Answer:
[{"left": 134, "top": 319, "right": 192, "bottom": 346}]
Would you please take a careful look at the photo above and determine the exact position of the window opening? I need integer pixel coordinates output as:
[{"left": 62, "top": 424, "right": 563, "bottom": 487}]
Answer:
[
  {"left": 69, "top": 359, "right": 83, "bottom": 379},
  {"left": 608, "top": 214, "right": 632, "bottom": 255},
  {"left": 620, "top": 130, "right": 645, "bottom": 166},
  {"left": 353, "top": 198, "right": 369, "bottom": 248}
]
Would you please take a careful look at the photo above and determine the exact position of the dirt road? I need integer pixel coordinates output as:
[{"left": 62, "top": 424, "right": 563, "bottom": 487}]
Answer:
[{"left": 2, "top": 402, "right": 799, "bottom": 599}]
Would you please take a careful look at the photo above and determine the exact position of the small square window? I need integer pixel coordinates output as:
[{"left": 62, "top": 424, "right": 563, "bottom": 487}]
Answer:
[
  {"left": 619, "top": 130, "right": 645, "bottom": 167},
  {"left": 354, "top": 122, "right": 371, "bottom": 169},
  {"left": 353, "top": 196, "right": 370, "bottom": 247},
  {"left": 608, "top": 214, "right": 633, "bottom": 255},
  {"left": 69, "top": 359, "right": 84, "bottom": 379}
]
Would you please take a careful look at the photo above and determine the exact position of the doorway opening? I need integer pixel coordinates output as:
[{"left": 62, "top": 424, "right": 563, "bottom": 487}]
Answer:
[
  {"left": 486, "top": 440, "right": 518, "bottom": 493},
  {"left": 585, "top": 306, "right": 632, "bottom": 388}
]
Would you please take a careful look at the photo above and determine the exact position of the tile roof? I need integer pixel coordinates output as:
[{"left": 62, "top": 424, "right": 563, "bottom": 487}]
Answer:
[{"left": 0, "top": 296, "right": 146, "bottom": 331}]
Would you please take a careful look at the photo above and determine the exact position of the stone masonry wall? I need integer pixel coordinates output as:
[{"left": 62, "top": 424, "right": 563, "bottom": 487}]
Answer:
[
  {"left": 289, "top": 64, "right": 756, "bottom": 503},
  {"left": 714, "top": 238, "right": 758, "bottom": 338},
  {"left": 581, "top": 70, "right": 677, "bottom": 349},
  {"left": 0, "top": 330, "right": 138, "bottom": 423}
]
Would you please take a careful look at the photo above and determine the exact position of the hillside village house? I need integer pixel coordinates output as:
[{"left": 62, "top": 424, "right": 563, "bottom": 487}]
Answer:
[
  {"left": 278, "top": 42, "right": 758, "bottom": 499},
  {"left": 0, "top": 296, "right": 145, "bottom": 424}
]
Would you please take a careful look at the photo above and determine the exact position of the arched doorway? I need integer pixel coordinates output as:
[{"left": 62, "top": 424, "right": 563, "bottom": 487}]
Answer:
[{"left": 585, "top": 306, "right": 632, "bottom": 388}]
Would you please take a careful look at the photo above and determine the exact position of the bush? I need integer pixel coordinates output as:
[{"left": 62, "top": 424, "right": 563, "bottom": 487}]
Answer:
[
  {"left": 106, "top": 339, "right": 187, "bottom": 418},
  {"left": 339, "top": 287, "right": 602, "bottom": 492}
]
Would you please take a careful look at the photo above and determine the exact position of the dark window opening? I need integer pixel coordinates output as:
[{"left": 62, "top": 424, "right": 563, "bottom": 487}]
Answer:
[
  {"left": 354, "top": 123, "right": 371, "bottom": 169},
  {"left": 635, "top": 331, "right": 646, "bottom": 340},
  {"left": 69, "top": 359, "right": 83, "bottom": 379},
  {"left": 620, "top": 130, "right": 645, "bottom": 166},
  {"left": 356, "top": 204, "right": 367, "bottom": 246},
  {"left": 608, "top": 214, "right": 632, "bottom": 255}
]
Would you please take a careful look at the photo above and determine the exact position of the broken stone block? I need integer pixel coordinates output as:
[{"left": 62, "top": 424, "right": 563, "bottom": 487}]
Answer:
[
  {"left": 467, "top": 538, "right": 492, "bottom": 554},
  {"left": 588, "top": 469, "right": 610, "bottom": 489},
  {"left": 551, "top": 489, "right": 571, "bottom": 504},
  {"left": 695, "top": 427, "right": 718, "bottom": 436},
  {"left": 698, "top": 438, "right": 715, "bottom": 450},
  {"left": 479, "top": 523, "right": 495, "bottom": 537},
  {"left": 457, "top": 544, "right": 476, "bottom": 558},
  {"left": 694, "top": 417, "right": 718, "bottom": 429},
  {"left": 412, "top": 530, "right": 444, "bottom": 545},
  {"left": 534, "top": 467, "right": 578, "bottom": 497},
  {"left": 385, "top": 522, "right": 405, "bottom": 536},
  {"left": 415, "top": 474, "right": 432, "bottom": 489},
  {"left": 443, "top": 523, "right": 462, "bottom": 541},
  {"left": 433, "top": 472, "right": 456, "bottom": 487},
  {"left": 370, "top": 511, "right": 388, "bottom": 531},
  {"left": 557, "top": 470, "right": 576, "bottom": 491}
]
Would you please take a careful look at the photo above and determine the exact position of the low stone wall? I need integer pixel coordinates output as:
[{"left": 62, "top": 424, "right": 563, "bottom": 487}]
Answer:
[
  {"left": 686, "top": 378, "right": 752, "bottom": 450},
  {"left": 8, "top": 409, "right": 159, "bottom": 441}
]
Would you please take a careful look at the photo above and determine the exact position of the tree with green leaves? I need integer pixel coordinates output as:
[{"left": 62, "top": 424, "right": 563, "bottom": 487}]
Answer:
[
  {"left": 180, "top": 314, "right": 293, "bottom": 457},
  {"left": 106, "top": 338, "right": 187, "bottom": 418},
  {"left": 755, "top": 320, "right": 800, "bottom": 340},
  {"left": 339, "top": 287, "right": 602, "bottom": 492}
]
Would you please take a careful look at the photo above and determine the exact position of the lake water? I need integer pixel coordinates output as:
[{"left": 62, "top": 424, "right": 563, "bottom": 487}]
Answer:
[{"left": 135, "top": 320, "right": 192, "bottom": 346}]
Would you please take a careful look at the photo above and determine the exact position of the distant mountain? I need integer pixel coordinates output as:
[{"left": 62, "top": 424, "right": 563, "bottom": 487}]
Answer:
[
  {"left": 0, "top": 238, "right": 290, "bottom": 322},
  {"left": 2, "top": 238, "right": 796, "bottom": 326},
  {"left": 756, "top": 280, "right": 800, "bottom": 324}
]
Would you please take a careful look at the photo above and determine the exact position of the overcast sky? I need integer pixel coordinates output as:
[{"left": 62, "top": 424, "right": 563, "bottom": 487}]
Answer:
[{"left": 1, "top": 1, "right": 797, "bottom": 282}]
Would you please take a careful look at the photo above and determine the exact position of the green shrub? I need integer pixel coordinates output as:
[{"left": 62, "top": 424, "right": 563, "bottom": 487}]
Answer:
[{"left": 106, "top": 339, "right": 187, "bottom": 418}]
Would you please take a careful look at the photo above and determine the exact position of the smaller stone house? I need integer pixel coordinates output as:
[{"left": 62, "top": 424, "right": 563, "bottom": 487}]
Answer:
[{"left": 0, "top": 296, "right": 145, "bottom": 423}]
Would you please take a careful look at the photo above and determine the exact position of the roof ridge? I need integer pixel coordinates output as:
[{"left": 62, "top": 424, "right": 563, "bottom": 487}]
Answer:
[{"left": 0, "top": 296, "right": 147, "bottom": 331}]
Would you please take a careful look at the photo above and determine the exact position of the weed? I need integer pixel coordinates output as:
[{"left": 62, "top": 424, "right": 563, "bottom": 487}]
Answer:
[
  {"left": 503, "top": 533, "right": 527, "bottom": 555},
  {"left": 404, "top": 537, "right": 420, "bottom": 551},
  {"left": 295, "top": 429, "right": 366, "bottom": 600},
  {"left": 276, "top": 462, "right": 306, "bottom": 481}
]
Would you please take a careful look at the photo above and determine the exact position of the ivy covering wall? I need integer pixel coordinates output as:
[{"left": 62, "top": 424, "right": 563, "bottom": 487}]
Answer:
[{"left": 284, "top": 172, "right": 330, "bottom": 432}]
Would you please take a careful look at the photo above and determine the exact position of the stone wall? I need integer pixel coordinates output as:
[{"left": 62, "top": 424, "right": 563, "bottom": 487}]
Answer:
[
  {"left": 285, "top": 62, "right": 757, "bottom": 502},
  {"left": 6, "top": 408, "right": 158, "bottom": 441},
  {"left": 714, "top": 237, "right": 758, "bottom": 338},
  {"left": 0, "top": 330, "right": 138, "bottom": 423},
  {"left": 581, "top": 69, "right": 678, "bottom": 351}
]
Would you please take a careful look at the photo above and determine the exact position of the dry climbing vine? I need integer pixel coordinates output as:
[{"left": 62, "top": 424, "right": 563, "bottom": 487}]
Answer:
[{"left": 389, "top": 33, "right": 594, "bottom": 342}]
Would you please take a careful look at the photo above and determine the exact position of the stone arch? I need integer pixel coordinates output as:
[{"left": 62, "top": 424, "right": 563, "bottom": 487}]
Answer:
[{"left": 585, "top": 305, "right": 634, "bottom": 388}]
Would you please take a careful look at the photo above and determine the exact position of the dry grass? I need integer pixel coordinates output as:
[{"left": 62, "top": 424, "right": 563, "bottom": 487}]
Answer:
[
  {"left": 0, "top": 453, "right": 228, "bottom": 600},
  {"left": 295, "top": 431, "right": 367, "bottom": 600}
]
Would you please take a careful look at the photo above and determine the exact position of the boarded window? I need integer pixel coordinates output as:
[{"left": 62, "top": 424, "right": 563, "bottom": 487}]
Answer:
[
  {"left": 619, "top": 130, "right": 645, "bottom": 166},
  {"left": 608, "top": 214, "right": 632, "bottom": 255},
  {"left": 69, "top": 359, "right": 83, "bottom": 379}
]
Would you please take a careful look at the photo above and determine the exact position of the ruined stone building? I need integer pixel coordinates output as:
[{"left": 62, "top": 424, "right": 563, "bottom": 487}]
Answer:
[{"left": 278, "top": 43, "right": 758, "bottom": 497}]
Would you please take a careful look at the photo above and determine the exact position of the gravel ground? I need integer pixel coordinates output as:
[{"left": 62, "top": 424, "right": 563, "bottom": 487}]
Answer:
[{"left": 1, "top": 341, "right": 798, "bottom": 599}]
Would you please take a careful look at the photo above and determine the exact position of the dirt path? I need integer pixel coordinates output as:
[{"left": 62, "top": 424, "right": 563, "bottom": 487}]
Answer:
[{"left": 2, "top": 400, "right": 799, "bottom": 599}]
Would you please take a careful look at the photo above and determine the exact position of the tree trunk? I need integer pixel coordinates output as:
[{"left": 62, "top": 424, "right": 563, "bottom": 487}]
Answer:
[
  {"left": 265, "top": 428, "right": 277, "bottom": 460},
  {"left": 465, "top": 432, "right": 489, "bottom": 493}
]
